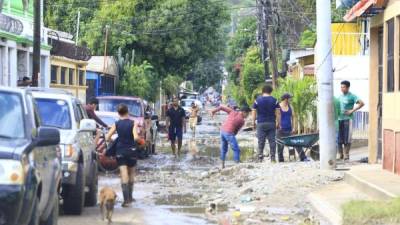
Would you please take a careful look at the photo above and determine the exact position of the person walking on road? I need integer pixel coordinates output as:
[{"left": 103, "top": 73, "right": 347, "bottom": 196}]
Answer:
[
  {"left": 106, "top": 104, "right": 141, "bottom": 207},
  {"left": 189, "top": 102, "right": 200, "bottom": 137},
  {"left": 166, "top": 97, "right": 186, "bottom": 158},
  {"left": 337, "top": 81, "right": 364, "bottom": 161},
  {"left": 211, "top": 105, "right": 251, "bottom": 169},
  {"left": 252, "top": 85, "right": 281, "bottom": 163},
  {"left": 276, "top": 93, "right": 308, "bottom": 162}
]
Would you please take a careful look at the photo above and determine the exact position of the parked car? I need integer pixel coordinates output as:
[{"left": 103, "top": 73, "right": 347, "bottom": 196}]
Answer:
[
  {"left": 0, "top": 87, "right": 61, "bottom": 225},
  {"left": 97, "top": 96, "right": 159, "bottom": 156},
  {"left": 31, "top": 89, "right": 98, "bottom": 215}
]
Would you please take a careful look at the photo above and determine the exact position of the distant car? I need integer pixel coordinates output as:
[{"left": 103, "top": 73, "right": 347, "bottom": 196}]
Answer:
[
  {"left": 97, "top": 96, "right": 159, "bottom": 157},
  {"left": 0, "top": 87, "right": 61, "bottom": 225},
  {"left": 32, "top": 89, "right": 98, "bottom": 215}
]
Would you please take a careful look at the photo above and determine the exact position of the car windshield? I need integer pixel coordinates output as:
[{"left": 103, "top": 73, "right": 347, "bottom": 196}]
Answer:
[
  {"left": 98, "top": 99, "right": 142, "bottom": 117},
  {"left": 0, "top": 91, "right": 25, "bottom": 139},
  {"left": 36, "top": 98, "right": 72, "bottom": 129},
  {"left": 97, "top": 115, "right": 118, "bottom": 126}
]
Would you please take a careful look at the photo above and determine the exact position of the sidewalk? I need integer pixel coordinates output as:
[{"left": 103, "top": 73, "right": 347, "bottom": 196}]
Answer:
[{"left": 308, "top": 163, "right": 400, "bottom": 225}]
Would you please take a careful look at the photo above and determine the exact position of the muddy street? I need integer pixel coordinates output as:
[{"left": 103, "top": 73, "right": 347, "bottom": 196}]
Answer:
[{"left": 60, "top": 112, "right": 344, "bottom": 225}]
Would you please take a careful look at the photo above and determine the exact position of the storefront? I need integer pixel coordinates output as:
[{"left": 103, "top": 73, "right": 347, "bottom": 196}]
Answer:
[{"left": 0, "top": 0, "right": 51, "bottom": 87}]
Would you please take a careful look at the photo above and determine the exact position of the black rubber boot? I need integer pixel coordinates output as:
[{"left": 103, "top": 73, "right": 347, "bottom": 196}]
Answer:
[
  {"left": 128, "top": 182, "right": 135, "bottom": 203},
  {"left": 121, "top": 184, "right": 130, "bottom": 207}
]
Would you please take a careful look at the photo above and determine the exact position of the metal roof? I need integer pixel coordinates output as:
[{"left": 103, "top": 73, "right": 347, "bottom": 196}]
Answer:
[{"left": 86, "top": 56, "right": 119, "bottom": 77}]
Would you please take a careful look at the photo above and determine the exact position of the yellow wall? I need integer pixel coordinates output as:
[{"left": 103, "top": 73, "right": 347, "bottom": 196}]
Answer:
[
  {"left": 331, "top": 23, "right": 363, "bottom": 55},
  {"left": 50, "top": 56, "right": 88, "bottom": 103},
  {"left": 369, "top": 0, "right": 400, "bottom": 164}
]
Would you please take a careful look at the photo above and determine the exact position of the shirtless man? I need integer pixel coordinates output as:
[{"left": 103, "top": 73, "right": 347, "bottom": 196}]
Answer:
[{"left": 189, "top": 102, "right": 200, "bottom": 137}]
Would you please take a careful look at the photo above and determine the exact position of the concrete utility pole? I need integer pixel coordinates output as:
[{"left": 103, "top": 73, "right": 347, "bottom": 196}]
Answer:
[
  {"left": 32, "top": 0, "right": 41, "bottom": 86},
  {"left": 256, "top": 0, "right": 270, "bottom": 82},
  {"left": 75, "top": 10, "right": 80, "bottom": 45},
  {"left": 316, "top": 0, "right": 336, "bottom": 170}
]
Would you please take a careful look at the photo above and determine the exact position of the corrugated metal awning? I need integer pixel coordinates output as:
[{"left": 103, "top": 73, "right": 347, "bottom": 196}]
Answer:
[{"left": 343, "top": 0, "right": 386, "bottom": 21}]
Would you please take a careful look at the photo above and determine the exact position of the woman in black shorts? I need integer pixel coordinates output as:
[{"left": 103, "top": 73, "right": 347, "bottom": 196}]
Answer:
[{"left": 106, "top": 104, "right": 140, "bottom": 207}]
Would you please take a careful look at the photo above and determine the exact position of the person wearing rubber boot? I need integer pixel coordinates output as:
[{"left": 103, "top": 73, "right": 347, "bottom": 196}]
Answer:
[
  {"left": 211, "top": 105, "right": 251, "bottom": 169},
  {"left": 106, "top": 104, "right": 141, "bottom": 207},
  {"left": 337, "top": 81, "right": 364, "bottom": 161},
  {"left": 252, "top": 85, "right": 281, "bottom": 163}
]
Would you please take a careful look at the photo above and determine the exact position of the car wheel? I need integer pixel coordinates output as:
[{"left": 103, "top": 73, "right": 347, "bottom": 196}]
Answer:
[
  {"left": 28, "top": 197, "right": 39, "bottom": 225},
  {"left": 40, "top": 193, "right": 59, "bottom": 225},
  {"left": 85, "top": 161, "right": 98, "bottom": 207},
  {"left": 63, "top": 163, "right": 85, "bottom": 215}
]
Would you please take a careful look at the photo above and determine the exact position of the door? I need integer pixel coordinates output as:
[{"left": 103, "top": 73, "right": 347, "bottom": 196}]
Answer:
[{"left": 377, "top": 27, "right": 383, "bottom": 161}]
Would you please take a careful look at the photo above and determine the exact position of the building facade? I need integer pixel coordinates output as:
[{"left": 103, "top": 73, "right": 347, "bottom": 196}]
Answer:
[
  {"left": 344, "top": 0, "right": 400, "bottom": 175},
  {"left": 86, "top": 56, "right": 119, "bottom": 103},
  {"left": 0, "top": 0, "right": 51, "bottom": 87},
  {"left": 48, "top": 29, "right": 91, "bottom": 103}
]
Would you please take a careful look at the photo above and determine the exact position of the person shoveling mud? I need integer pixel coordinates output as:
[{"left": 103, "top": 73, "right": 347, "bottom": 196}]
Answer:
[{"left": 211, "top": 105, "right": 251, "bottom": 169}]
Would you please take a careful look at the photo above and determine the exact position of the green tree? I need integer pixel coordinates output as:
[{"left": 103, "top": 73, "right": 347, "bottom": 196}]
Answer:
[
  {"left": 240, "top": 46, "right": 265, "bottom": 106},
  {"left": 225, "top": 17, "right": 257, "bottom": 83},
  {"left": 188, "top": 57, "right": 224, "bottom": 91},
  {"left": 44, "top": 0, "right": 99, "bottom": 37},
  {"left": 119, "top": 61, "right": 158, "bottom": 102},
  {"left": 82, "top": 0, "right": 229, "bottom": 79},
  {"left": 162, "top": 75, "right": 184, "bottom": 99}
]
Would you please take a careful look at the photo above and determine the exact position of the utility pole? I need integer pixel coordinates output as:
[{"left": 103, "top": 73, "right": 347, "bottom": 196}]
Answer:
[
  {"left": 260, "top": 0, "right": 270, "bottom": 82},
  {"left": 268, "top": 28, "right": 279, "bottom": 88},
  {"left": 316, "top": 0, "right": 336, "bottom": 170},
  {"left": 32, "top": 0, "right": 41, "bottom": 86},
  {"left": 266, "top": 0, "right": 279, "bottom": 88},
  {"left": 75, "top": 10, "right": 80, "bottom": 45},
  {"left": 102, "top": 25, "right": 109, "bottom": 76}
]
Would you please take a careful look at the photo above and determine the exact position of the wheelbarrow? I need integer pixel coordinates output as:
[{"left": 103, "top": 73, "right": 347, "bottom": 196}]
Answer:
[{"left": 276, "top": 133, "right": 320, "bottom": 161}]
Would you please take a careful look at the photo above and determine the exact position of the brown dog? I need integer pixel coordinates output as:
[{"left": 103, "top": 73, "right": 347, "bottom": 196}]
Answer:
[{"left": 99, "top": 187, "right": 117, "bottom": 223}]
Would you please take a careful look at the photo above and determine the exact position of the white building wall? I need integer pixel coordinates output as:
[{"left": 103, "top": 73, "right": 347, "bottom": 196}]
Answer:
[{"left": 332, "top": 55, "right": 370, "bottom": 112}]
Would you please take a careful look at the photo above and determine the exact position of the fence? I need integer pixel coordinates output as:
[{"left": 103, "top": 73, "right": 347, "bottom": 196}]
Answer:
[{"left": 352, "top": 111, "right": 369, "bottom": 139}]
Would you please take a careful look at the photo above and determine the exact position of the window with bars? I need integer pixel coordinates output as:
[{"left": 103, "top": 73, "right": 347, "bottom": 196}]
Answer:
[
  {"left": 387, "top": 19, "right": 394, "bottom": 92},
  {"left": 51, "top": 65, "right": 58, "bottom": 84},
  {"left": 79, "top": 70, "right": 85, "bottom": 86},
  {"left": 69, "top": 69, "right": 74, "bottom": 85},
  {"left": 61, "top": 67, "right": 67, "bottom": 85}
]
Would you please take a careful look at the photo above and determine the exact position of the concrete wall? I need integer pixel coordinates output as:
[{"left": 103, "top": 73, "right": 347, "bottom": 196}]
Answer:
[{"left": 332, "top": 56, "right": 370, "bottom": 111}]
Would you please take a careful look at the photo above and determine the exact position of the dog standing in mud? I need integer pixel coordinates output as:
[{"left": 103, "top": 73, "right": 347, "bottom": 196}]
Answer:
[{"left": 99, "top": 187, "right": 117, "bottom": 223}]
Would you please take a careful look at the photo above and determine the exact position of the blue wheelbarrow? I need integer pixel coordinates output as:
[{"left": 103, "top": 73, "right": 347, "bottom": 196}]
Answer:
[{"left": 276, "top": 133, "right": 320, "bottom": 161}]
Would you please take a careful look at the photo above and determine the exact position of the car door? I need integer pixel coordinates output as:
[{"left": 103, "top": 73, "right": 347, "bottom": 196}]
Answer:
[
  {"left": 28, "top": 94, "right": 59, "bottom": 217},
  {"left": 73, "top": 101, "right": 94, "bottom": 179}
]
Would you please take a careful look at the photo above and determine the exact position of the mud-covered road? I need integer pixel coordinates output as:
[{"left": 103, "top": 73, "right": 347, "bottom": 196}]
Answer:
[{"left": 59, "top": 109, "right": 364, "bottom": 225}]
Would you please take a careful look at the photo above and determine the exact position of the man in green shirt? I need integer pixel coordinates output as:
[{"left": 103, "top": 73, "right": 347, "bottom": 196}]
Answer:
[{"left": 337, "top": 80, "right": 365, "bottom": 161}]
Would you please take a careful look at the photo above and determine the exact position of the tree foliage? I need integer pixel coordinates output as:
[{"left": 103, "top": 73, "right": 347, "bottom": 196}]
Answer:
[
  {"left": 162, "top": 75, "right": 184, "bottom": 99},
  {"left": 81, "top": 0, "right": 229, "bottom": 79},
  {"left": 225, "top": 17, "right": 257, "bottom": 83},
  {"left": 188, "top": 57, "right": 224, "bottom": 91},
  {"left": 119, "top": 61, "right": 158, "bottom": 102},
  {"left": 241, "top": 46, "right": 264, "bottom": 106}
]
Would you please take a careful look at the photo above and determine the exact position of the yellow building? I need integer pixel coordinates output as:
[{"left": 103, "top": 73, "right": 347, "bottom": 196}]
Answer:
[
  {"left": 345, "top": 0, "right": 400, "bottom": 175},
  {"left": 50, "top": 56, "right": 88, "bottom": 103}
]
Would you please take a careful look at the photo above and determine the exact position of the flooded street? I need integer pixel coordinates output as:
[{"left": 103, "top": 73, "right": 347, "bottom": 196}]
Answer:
[{"left": 60, "top": 112, "right": 344, "bottom": 225}]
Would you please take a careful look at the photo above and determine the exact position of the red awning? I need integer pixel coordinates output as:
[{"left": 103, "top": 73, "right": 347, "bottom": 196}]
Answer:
[{"left": 343, "top": 0, "right": 376, "bottom": 22}]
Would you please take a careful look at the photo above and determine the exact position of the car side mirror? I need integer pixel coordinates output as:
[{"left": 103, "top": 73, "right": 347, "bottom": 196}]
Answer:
[
  {"left": 36, "top": 127, "right": 60, "bottom": 147},
  {"left": 151, "top": 115, "right": 159, "bottom": 121},
  {"left": 80, "top": 119, "right": 97, "bottom": 132}
]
